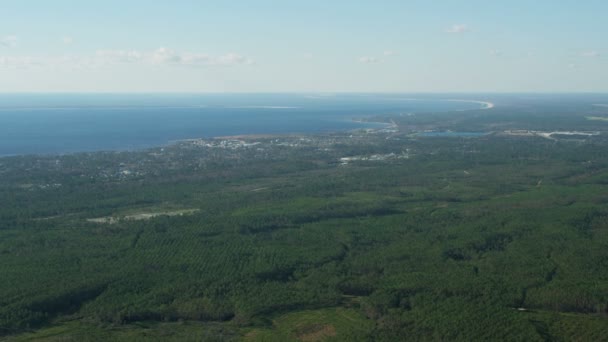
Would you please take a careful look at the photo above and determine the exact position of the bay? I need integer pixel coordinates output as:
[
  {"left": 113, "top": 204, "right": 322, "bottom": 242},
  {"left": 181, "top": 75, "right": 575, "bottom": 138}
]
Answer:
[{"left": 0, "top": 94, "right": 486, "bottom": 156}]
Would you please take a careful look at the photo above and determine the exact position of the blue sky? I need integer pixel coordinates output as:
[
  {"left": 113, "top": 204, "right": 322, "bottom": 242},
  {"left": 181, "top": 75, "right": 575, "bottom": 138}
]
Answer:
[{"left": 0, "top": 0, "right": 606, "bottom": 92}]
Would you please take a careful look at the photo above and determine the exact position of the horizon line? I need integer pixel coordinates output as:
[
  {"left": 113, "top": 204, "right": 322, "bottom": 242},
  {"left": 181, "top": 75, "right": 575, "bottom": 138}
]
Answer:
[{"left": 1, "top": 91, "right": 608, "bottom": 95}]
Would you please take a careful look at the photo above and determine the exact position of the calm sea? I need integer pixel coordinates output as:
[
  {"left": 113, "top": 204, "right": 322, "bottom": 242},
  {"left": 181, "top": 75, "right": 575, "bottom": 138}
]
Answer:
[{"left": 0, "top": 94, "right": 484, "bottom": 156}]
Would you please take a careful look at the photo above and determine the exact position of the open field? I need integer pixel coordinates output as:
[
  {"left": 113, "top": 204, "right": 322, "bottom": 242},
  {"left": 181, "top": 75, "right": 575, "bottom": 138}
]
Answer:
[{"left": 87, "top": 209, "right": 200, "bottom": 224}]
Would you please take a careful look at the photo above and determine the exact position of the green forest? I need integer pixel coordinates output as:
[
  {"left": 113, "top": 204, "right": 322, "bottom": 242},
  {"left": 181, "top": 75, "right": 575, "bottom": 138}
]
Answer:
[{"left": 1, "top": 98, "right": 608, "bottom": 341}]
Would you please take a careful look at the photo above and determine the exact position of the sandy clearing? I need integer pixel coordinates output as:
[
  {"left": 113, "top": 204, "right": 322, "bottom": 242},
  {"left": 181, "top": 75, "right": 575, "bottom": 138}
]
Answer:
[{"left": 87, "top": 209, "right": 199, "bottom": 224}]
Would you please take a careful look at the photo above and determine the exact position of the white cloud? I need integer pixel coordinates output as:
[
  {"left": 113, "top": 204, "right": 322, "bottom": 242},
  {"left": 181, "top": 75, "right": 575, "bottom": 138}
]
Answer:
[
  {"left": 581, "top": 51, "right": 600, "bottom": 58},
  {"left": 0, "top": 47, "right": 254, "bottom": 69},
  {"left": 96, "top": 49, "right": 144, "bottom": 64},
  {"left": 0, "top": 55, "right": 91, "bottom": 69},
  {"left": 383, "top": 50, "right": 396, "bottom": 56},
  {"left": 62, "top": 36, "right": 74, "bottom": 45},
  {"left": 0, "top": 56, "right": 42, "bottom": 68},
  {"left": 149, "top": 47, "right": 181, "bottom": 64},
  {"left": 54, "top": 55, "right": 97, "bottom": 69},
  {"left": 96, "top": 48, "right": 254, "bottom": 67},
  {"left": 358, "top": 56, "right": 381, "bottom": 64},
  {"left": 445, "top": 24, "right": 468, "bottom": 34},
  {"left": 171, "top": 51, "right": 211, "bottom": 65},
  {"left": 489, "top": 49, "right": 501, "bottom": 56},
  {"left": 214, "top": 52, "right": 254, "bottom": 66},
  {"left": 147, "top": 48, "right": 253, "bottom": 66},
  {"left": 1, "top": 35, "right": 18, "bottom": 47}
]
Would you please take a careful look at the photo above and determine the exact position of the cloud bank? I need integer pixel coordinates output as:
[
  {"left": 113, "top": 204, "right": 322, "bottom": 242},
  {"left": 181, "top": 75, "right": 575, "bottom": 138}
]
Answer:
[
  {"left": 0, "top": 35, "right": 18, "bottom": 47},
  {"left": 358, "top": 56, "right": 381, "bottom": 64},
  {"left": 445, "top": 24, "right": 468, "bottom": 34},
  {"left": 97, "top": 48, "right": 254, "bottom": 66},
  {"left": 581, "top": 51, "right": 600, "bottom": 58},
  {"left": 0, "top": 47, "right": 254, "bottom": 69}
]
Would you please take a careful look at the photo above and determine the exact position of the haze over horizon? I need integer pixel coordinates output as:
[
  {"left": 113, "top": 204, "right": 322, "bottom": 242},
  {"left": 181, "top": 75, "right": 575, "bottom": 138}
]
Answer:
[{"left": 1, "top": 0, "right": 606, "bottom": 93}]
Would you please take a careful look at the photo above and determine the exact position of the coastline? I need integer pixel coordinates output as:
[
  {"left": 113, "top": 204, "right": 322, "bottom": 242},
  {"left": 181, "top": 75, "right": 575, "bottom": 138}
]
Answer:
[
  {"left": 0, "top": 97, "right": 495, "bottom": 158},
  {"left": 446, "top": 99, "right": 495, "bottom": 110},
  {"left": 383, "top": 98, "right": 495, "bottom": 111},
  {"left": 343, "top": 98, "right": 494, "bottom": 138}
]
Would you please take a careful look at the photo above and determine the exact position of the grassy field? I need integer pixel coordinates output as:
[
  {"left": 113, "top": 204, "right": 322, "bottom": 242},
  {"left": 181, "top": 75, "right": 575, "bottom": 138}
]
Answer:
[{"left": 244, "top": 307, "right": 374, "bottom": 342}]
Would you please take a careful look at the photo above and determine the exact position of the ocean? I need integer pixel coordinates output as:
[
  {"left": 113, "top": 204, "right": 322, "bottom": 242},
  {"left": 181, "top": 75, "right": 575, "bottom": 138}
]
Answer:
[{"left": 0, "top": 94, "right": 486, "bottom": 157}]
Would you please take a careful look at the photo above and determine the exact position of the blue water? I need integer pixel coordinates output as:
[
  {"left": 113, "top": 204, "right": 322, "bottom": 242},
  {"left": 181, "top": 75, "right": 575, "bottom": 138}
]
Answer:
[{"left": 0, "top": 94, "right": 485, "bottom": 156}]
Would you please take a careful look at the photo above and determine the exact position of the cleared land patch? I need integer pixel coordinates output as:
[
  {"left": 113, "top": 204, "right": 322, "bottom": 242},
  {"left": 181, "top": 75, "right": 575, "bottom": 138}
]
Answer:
[{"left": 87, "top": 209, "right": 199, "bottom": 224}]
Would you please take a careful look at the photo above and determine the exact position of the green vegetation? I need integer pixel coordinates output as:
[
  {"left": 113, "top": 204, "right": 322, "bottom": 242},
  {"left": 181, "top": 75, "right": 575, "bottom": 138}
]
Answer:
[
  {"left": 244, "top": 307, "right": 374, "bottom": 341},
  {"left": 1, "top": 98, "right": 608, "bottom": 341}
]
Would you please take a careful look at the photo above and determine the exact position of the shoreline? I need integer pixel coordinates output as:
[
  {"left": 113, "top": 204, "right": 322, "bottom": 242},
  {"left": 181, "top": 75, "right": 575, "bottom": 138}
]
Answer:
[
  {"left": 381, "top": 98, "right": 495, "bottom": 110},
  {"left": 446, "top": 99, "right": 495, "bottom": 110},
  {"left": 0, "top": 98, "right": 494, "bottom": 158}
]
